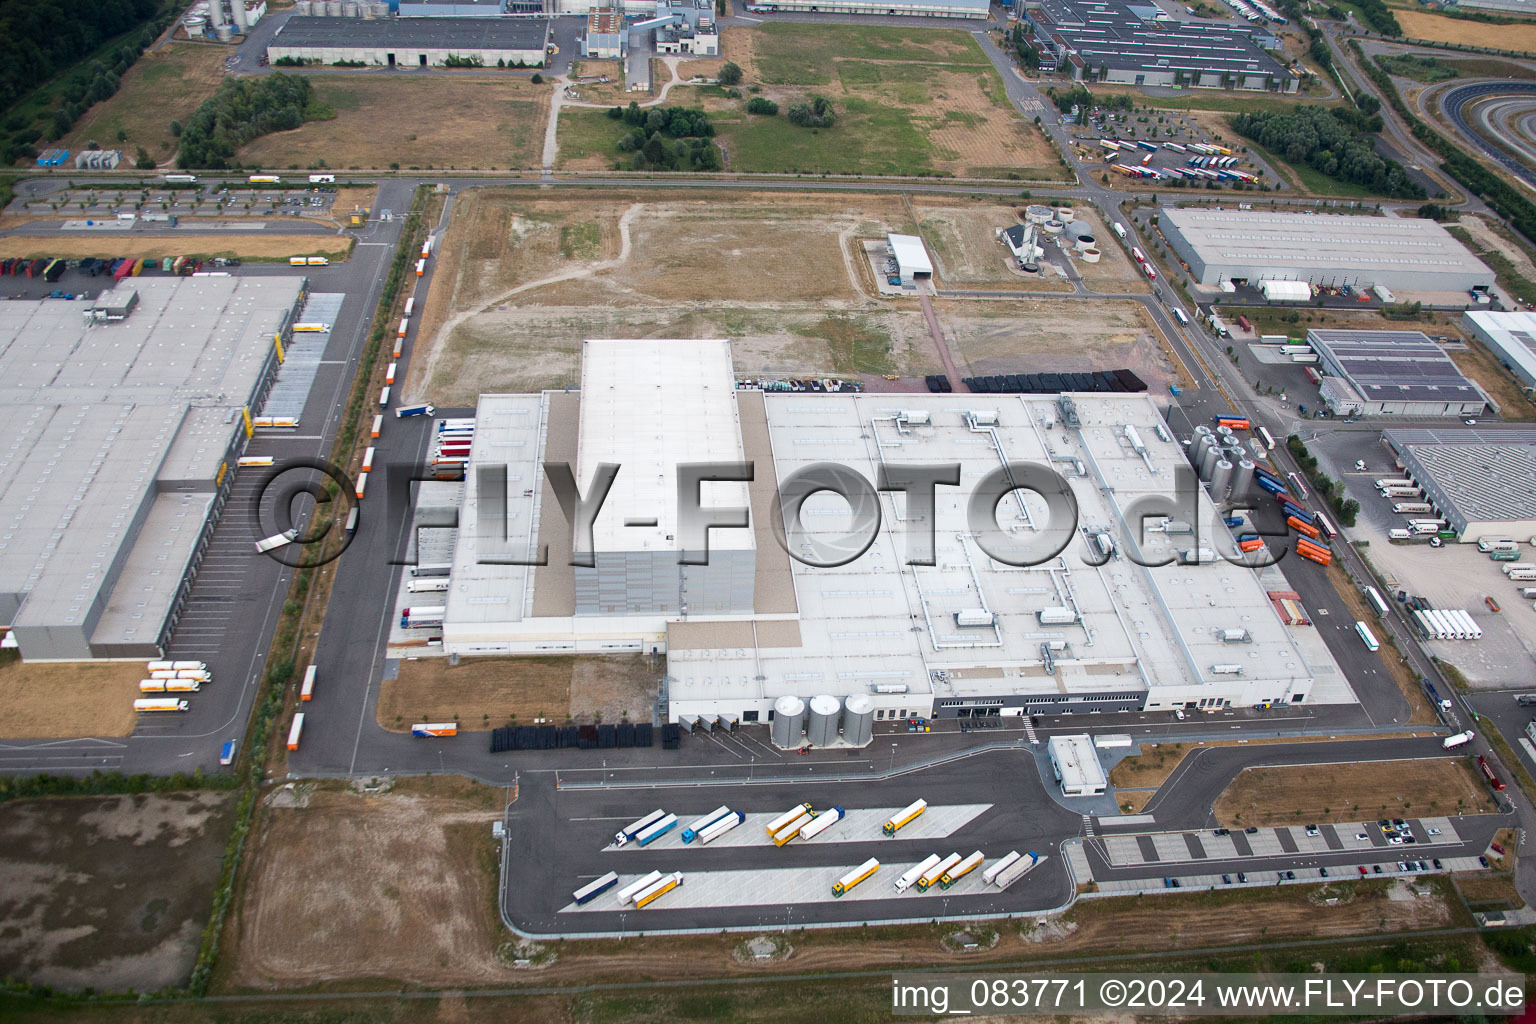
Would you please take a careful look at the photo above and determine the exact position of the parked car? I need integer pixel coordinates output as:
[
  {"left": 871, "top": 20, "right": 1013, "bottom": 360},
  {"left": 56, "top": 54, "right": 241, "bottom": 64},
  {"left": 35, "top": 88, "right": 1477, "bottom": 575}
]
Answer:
[
  {"left": 1357, "top": 866, "right": 1368, "bottom": 875},
  {"left": 1237, "top": 872, "right": 1247, "bottom": 883},
  {"left": 1355, "top": 832, "right": 1369, "bottom": 841},
  {"left": 1245, "top": 826, "right": 1259, "bottom": 834},
  {"left": 1222, "top": 874, "right": 1232, "bottom": 884},
  {"left": 1372, "top": 864, "right": 1382, "bottom": 874},
  {"left": 1306, "top": 824, "right": 1320, "bottom": 837}
]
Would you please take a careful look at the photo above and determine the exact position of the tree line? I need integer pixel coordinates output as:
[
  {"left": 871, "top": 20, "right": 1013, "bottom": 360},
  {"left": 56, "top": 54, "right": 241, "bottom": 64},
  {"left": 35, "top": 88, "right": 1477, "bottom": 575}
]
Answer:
[
  {"left": 0, "top": 0, "right": 160, "bottom": 114},
  {"left": 1229, "top": 105, "right": 1424, "bottom": 199},
  {"left": 176, "top": 75, "right": 327, "bottom": 169},
  {"left": 606, "top": 102, "right": 720, "bottom": 171}
]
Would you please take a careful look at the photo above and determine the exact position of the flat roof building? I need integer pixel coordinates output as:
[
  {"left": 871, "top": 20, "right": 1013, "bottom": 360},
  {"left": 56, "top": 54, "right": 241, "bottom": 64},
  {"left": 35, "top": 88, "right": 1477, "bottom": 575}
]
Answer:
[
  {"left": 584, "top": 8, "right": 625, "bottom": 58},
  {"left": 1025, "top": 0, "right": 1294, "bottom": 92},
  {"left": 1160, "top": 207, "right": 1496, "bottom": 293},
  {"left": 1463, "top": 311, "right": 1536, "bottom": 393},
  {"left": 1383, "top": 426, "right": 1536, "bottom": 543},
  {"left": 268, "top": 16, "right": 550, "bottom": 68},
  {"left": 426, "top": 340, "right": 1346, "bottom": 726},
  {"left": 0, "top": 277, "right": 301, "bottom": 660},
  {"left": 1048, "top": 734, "right": 1107, "bottom": 797},
  {"left": 888, "top": 233, "right": 933, "bottom": 287},
  {"left": 1308, "top": 330, "right": 1489, "bottom": 418}
]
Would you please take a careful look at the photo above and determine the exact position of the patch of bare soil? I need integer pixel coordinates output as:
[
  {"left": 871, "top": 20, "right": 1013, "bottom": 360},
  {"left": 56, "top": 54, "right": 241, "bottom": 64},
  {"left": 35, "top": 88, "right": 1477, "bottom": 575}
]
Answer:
[{"left": 0, "top": 792, "right": 235, "bottom": 991}]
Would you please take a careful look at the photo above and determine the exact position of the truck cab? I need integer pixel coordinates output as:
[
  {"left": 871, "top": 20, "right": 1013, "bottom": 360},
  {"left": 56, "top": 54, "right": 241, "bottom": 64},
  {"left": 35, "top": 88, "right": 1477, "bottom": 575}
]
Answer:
[{"left": 219, "top": 739, "right": 238, "bottom": 765}]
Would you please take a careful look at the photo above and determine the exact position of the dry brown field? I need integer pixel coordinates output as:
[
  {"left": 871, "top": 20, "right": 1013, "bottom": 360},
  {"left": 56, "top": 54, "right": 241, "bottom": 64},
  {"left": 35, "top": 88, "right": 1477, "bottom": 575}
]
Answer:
[
  {"left": 239, "top": 77, "right": 549, "bottom": 170},
  {"left": 0, "top": 234, "right": 354, "bottom": 262},
  {"left": 1396, "top": 10, "right": 1536, "bottom": 51},
  {"left": 376, "top": 654, "right": 658, "bottom": 730},
  {"left": 60, "top": 45, "right": 229, "bottom": 168},
  {"left": 1213, "top": 758, "right": 1497, "bottom": 826},
  {"left": 0, "top": 658, "right": 145, "bottom": 738}
]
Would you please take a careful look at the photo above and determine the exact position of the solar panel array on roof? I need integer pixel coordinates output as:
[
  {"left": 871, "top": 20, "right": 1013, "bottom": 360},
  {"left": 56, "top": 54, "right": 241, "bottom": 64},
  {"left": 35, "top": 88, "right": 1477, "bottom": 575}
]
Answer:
[{"left": 1308, "top": 330, "right": 1486, "bottom": 411}]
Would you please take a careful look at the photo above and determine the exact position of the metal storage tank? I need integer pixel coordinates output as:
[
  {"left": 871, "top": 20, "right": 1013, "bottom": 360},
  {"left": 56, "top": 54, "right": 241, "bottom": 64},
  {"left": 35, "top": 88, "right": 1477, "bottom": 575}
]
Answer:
[
  {"left": 213, "top": 22, "right": 234, "bottom": 39},
  {"left": 771, "top": 695, "right": 806, "bottom": 748},
  {"left": 183, "top": 14, "right": 207, "bottom": 29},
  {"left": 341, "top": 0, "right": 358, "bottom": 15},
  {"left": 326, "top": 0, "right": 342, "bottom": 14},
  {"left": 1020, "top": 262, "right": 1039, "bottom": 274},
  {"left": 1199, "top": 444, "right": 1221, "bottom": 482},
  {"left": 1025, "top": 204, "right": 1053, "bottom": 224},
  {"left": 1232, "top": 459, "right": 1255, "bottom": 498},
  {"left": 806, "top": 694, "right": 842, "bottom": 747},
  {"left": 842, "top": 695, "right": 874, "bottom": 747},
  {"left": 1040, "top": 220, "right": 1064, "bottom": 235},
  {"left": 1074, "top": 234, "right": 1096, "bottom": 252},
  {"left": 1210, "top": 459, "right": 1233, "bottom": 498},
  {"left": 1193, "top": 432, "right": 1215, "bottom": 467},
  {"left": 1080, "top": 248, "right": 1101, "bottom": 263},
  {"left": 1053, "top": 207, "right": 1075, "bottom": 223}
]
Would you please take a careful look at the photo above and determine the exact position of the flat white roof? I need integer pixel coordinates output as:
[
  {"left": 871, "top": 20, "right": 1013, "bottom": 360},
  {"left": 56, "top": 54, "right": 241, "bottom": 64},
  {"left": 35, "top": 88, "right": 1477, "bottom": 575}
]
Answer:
[
  {"left": 576, "top": 339, "right": 751, "bottom": 554},
  {"left": 1049, "top": 734, "right": 1107, "bottom": 791},
  {"left": 888, "top": 233, "right": 933, "bottom": 275},
  {"left": 1465, "top": 311, "right": 1536, "bottom": 386}
]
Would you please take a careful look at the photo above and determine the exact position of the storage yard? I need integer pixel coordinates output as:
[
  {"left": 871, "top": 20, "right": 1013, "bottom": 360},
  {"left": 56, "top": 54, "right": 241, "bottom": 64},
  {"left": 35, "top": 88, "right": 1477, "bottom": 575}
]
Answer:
[{"left": 0, "top": 792, "right": 236, "bottom": 992}]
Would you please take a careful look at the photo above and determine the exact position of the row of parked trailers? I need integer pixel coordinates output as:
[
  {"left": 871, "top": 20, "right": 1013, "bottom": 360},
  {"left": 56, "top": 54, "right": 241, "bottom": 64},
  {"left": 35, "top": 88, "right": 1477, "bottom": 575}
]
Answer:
[
  {"left": 961, "top": 369, "right": 1148, "bottom": 394},
  {"left": 131, "top": 659, "right": 212, "bottom": 713},
  {"left": 1413, "top": 608, "right": 1484, "bottom": 640}
]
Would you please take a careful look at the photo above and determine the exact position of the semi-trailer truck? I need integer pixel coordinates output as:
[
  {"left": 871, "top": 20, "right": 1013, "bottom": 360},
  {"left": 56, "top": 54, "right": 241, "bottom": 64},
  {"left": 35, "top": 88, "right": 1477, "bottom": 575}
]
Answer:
[
  {"left": 680, "top": 806, "right": 733, "bottom": 843},
  {"left": 396, "top": 403, "right": 436, "bottom": 418},
  {"left": 696, "top": 811, "right": 745, "bottom": 844},
  {"left": 572, "top": 871, "right": 620, "bottom": 906},
  {"left": 634, "top": 872, "right": 683, "bottom": 908},
  {"left": 916, "top": 853, "right": 962, "bottom": 892},
  {"left": 832, "top": 858, "right": 880, "bottom": 897},
  {"left": 134, "top": 698, "right": 189, "bottom": 712},
  {"left": 771, "top": 811, "right": 816, "bottom": 846},
  {"left": 993, "top": 851, "right": 1040, "bottom": 889},
  {"left": 982, "top": 851, "right": 1022, "bottom": 885},
  {"left": 635, "top": 813, "right": 679, "bottom": 847},
  {"left": 939, "top": 850, "right": 985, "bottom": 889},
  {"left": 765, "top": 803, "right": 814, "bottom": 837},
  {"left": 616, "top": 870, "right": 663, "bottom": 904},
  {"left": 1443, "top": 730, "right": 1475, "bottom": 749},
  {"left": 797, "top": 806, "right": 845, "bottom": 841},
  {"left": 883, "top": 799, "right": 927, "bottom": 836},
  {"left": 616, "top": 810, "right": 667, "bottom": 846},
  {"left": 895, "top": 854, "right": 942, "bottom": 893}
]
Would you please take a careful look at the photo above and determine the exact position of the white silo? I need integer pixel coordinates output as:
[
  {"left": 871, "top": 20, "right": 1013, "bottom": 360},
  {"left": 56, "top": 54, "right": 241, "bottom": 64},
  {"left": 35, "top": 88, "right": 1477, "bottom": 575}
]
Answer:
[
  {"left": 806, "top": 694, "right": 842, "bottom": 747},
  {"left": 842, "top": 695, "right": 874, "bottom": 747},
  {"left": 771, "top": 695, "right": 806, "bottom": 748}
]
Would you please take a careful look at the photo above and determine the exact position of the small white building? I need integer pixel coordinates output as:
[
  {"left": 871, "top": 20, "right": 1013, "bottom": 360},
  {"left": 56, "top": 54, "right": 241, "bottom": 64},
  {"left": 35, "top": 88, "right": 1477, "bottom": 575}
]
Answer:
[
  {"left": 1048, "top": 734, "right": 1108, "bottom": 797},
  {"left": 888, "top": 233, "right": 933, "bottom": 287}
]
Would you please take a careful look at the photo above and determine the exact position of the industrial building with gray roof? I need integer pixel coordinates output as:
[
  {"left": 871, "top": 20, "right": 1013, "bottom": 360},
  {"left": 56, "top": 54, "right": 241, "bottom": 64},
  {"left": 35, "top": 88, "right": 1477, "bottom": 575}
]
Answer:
[
  {"left": 267, "top": 16, "right": 550, "bottom": 67},
  {"left": 1308, "top": 329, "right": 1490, "bottom": 418},
  {"left": 409, "top": 338, "right": 1357, "bottom": 729},
  {"left": 1024, "top": 0, "right": 1294, "bottom": 91},
  {"left": 1160, "top": 208, "right": 1496, "bottom": 292},
  {"left": 1382, "top": 427, "right": 1536, "bottom": 543},
  {"left": 0, "top": 276, "right": 301, "bottom": 661},
  {"left": 740, "top": 0, "right": 987, "bottom": 17},
  {"left": 1463, "top": 310, "right": 1536, "bottom": 392}
]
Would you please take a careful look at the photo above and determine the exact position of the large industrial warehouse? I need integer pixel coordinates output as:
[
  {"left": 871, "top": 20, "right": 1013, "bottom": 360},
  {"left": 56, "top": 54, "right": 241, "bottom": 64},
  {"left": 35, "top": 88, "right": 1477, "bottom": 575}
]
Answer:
[
  {"left": 410, "top": 339, "right": 1348, "bottom": 733},
  {"left": 1159, "top": 208, "right": 1496, "bottom": 293},
  {"left": 0, "top": 276, "right": 302, "bottom": 661},
  {"left": 1463, "top": 310, "right": 1536, "bottom": 392},
  {"left": 1308, "top": 329, "right": 1490, "bottom": 418},
  {"left": 1382, "top": 427, "right": 1536, "bottom": 543},
  {"left": 267, "top": 16, "right": 550, "bottom": 67},
  {"left": 1023, "top": 0, "right": 1295, "bottom": 91},
  {"left": 740, "top": 0, "right": 987, "bottom": 17}
]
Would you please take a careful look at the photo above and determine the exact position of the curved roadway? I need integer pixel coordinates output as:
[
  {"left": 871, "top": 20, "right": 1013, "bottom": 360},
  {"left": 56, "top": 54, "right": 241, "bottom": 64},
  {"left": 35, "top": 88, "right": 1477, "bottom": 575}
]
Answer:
[{"left": 1435, "top": 80, "right": 1536, "bottom": 190}]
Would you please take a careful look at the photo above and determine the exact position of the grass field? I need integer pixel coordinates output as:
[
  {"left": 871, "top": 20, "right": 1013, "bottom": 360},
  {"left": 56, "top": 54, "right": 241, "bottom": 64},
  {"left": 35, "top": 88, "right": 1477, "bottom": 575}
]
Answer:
[
  {"left": 239, "top": 77, "right": 549, "bottom": 170},
  {"left": 739, "top": 22, "right": 988, "bottom": 86},
  {"left": 1396, "top": 9, "right": 1536, "bottom": 51},
  {"left": 0, "top": 792, "right": 234, "bottom": 991},
  {"left": 650, "top": 25, "right": 1068, "bottom": 179},
  {"left": 1214, "top": 758, "right": 1496, "bottom": 826},
  {"left": 377, "top": 654, "right": 658, "bottom": 729},
  {"left": 554, "top": 108, "right": 634, "bottom": 170},
  {"left": 60, "top": 44, "right": 229, "bottom": 168},
  {"left": 0, "top": 234, "right": 354, "bottom": 262},
  {"left": 0, "top": 658, "right": 142, "bottom": 738}
]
